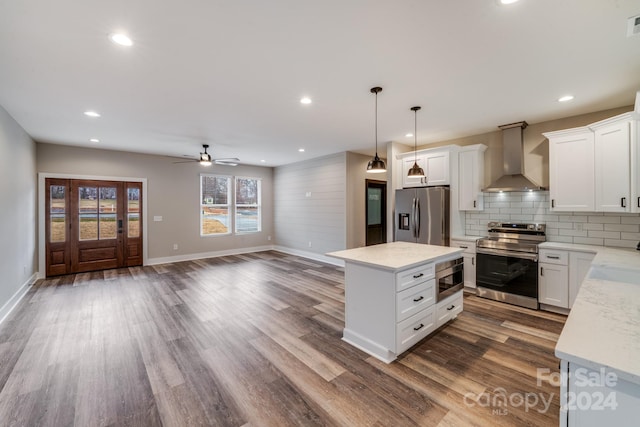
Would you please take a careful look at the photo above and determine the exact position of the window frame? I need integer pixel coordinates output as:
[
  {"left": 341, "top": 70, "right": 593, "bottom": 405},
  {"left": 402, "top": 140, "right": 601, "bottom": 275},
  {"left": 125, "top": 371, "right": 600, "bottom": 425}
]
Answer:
[
  {"left": 200, "top": 174, "right": 233, "bottom": 237},
  {"left": 234, "top": 176, "right": 262, "bottom": 234}
]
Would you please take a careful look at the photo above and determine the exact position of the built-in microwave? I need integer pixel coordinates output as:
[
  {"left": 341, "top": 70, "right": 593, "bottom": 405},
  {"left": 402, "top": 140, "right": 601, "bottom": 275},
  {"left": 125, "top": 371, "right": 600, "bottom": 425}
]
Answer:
[{"left": 435, "top": 257, "right": 464, "bottom": 301}]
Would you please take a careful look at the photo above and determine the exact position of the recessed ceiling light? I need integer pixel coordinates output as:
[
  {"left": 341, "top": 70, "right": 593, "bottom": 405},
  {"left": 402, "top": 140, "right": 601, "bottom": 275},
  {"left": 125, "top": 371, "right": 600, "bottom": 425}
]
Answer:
[
  {"left": 405, "top": 133, "right": 413, "bottom": 138},
  {"left": 110, "top": 33, "right": 133, "bottom": 47},
  {"left": 500, "top": 0, "right": 519, "bottom": 4},
  {"left": 260, "top": 159, "right": 266, "bottom": 163},
  {"left": 89, "top": 138, "right": 100, "bottom": 143},
  {"left": 298, "top": 148, "right": 305, "bottom": 152},
  {"left": 84, "top": 111, "right": 101, "bottom": 118},
  {"left": 558, "top": 95, "right": 575, "bottom": 102},
  {"left": 300, "top": 97, "right": 312, "bottom": 105}
]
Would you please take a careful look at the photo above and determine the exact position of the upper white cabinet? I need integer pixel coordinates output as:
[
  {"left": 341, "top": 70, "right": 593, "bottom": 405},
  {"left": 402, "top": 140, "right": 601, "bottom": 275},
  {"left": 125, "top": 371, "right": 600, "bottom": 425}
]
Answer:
[
  {"left": 593, "top": 118, "right": 633, "bottom": 212},
  {"left": 544, "top": 112, "right": 638, "bottom": 213},
  {"left": 458, "top": 144, "right": 486, "bottom": 211},
  {"left": 546, "top": 128, "right": 595, "bottom": 211},
  {"left": 399, "top": 148, "right": 450, "bottom": 188}
]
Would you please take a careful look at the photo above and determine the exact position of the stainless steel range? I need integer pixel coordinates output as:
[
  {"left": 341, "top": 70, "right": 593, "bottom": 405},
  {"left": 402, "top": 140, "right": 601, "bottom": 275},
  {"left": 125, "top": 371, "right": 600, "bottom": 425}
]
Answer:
[{"left": 475, "top": 222, "right": 546, "bottom": 309}]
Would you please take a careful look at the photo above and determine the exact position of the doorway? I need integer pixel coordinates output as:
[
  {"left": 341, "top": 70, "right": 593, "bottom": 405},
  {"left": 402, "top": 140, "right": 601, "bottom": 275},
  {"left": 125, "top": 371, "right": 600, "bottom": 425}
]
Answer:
[
  {"left": 45, "top": 178, "right": 143, "bottom": 276},
  {"left": 365, "top": 179, "right": 387, "bottom": 246}
]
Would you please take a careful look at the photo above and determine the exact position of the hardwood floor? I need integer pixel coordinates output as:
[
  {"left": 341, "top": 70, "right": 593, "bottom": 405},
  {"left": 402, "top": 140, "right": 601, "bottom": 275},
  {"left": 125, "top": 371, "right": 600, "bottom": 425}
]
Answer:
[{"left": 0, "top": 251, "right": 567, "bottom": 426}]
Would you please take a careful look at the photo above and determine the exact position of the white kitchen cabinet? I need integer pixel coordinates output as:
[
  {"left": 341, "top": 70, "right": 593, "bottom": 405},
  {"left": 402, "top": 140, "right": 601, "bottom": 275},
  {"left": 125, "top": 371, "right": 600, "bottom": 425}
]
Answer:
[
  {"left": 539, "top": 249, "right": 569, "bottom": 308},
  {"left": 545, "top": 128, "right": 595, "bottom": 212},
  {"left": 435, "top": 291, "right": 463, "bottom": 327},
  {"left": 458, "top": 144, "right": 486, "bottom": 211},
  {"left": 451, "top": 239, "right": 476, "bottom": 289},
  {"left": 568, "top": 251, "right": 595, "bottom": 308},
  {"left": 593, "top": 118, "right": 633, "bottom": 212},
  {"left": 545, "top": 112, "right": 639, "bottom": 213},
  {"left": 400, "top": 148, "right": 450, "bottom": 188}
]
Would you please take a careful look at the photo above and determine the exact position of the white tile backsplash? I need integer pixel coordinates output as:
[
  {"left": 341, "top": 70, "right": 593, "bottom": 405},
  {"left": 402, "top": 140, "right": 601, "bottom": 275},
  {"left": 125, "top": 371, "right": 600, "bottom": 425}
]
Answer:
[{"left": 465, "top": 191, "right": 640, "bottom": 249}]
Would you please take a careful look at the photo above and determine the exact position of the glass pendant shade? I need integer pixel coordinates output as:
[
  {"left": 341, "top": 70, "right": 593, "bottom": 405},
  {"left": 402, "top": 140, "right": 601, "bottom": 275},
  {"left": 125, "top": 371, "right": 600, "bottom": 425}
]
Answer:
[
  {"left": 407, "top": 106, "right": 425, "bottom": 177},
  {"left": 366, "top": 86, "right": 386, "bottom": 174}
]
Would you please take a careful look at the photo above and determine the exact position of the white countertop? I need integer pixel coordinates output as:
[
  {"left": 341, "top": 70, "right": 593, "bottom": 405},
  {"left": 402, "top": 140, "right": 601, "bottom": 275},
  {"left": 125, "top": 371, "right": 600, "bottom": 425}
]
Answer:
[
  {"left": 451, "top": 235, "right": 482, "bottom": 243},
  {"left": 548, "top": 242, "right": 640, "bottom": 383},
  {"left": 326, "top": 241, "right": 463, "bottom": 271}
]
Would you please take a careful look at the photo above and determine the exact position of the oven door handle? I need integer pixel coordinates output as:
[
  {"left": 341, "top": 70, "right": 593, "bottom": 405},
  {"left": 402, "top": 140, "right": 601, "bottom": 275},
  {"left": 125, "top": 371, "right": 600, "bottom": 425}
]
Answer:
[{"left": 476, "top": 247, "right": 539, "bottom": 261}]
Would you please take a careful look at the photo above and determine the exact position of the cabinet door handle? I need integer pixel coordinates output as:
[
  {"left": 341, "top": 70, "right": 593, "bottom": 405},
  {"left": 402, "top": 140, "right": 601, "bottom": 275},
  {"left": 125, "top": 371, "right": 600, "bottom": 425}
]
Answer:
[
  {"left": 459, "top": 245, "right": 468, "bottom": 249},
  {"left": 413, "top": 296, "right": 424, "bottom": 302},
  {"left": 447, "top": 305, "right": 455, "bottom": 311},
  {"left": 637, "top": 197, "right": 640, "bottom": 208},
  {"left": 473, "top": 200, "right": 477, "bottom": 208},
  {"left": 472, "top": 256, "right": 475, "bottom": 266},
  {"left": 413, "top": 273, "right": 424, "bottom": 279},
  {"left": 413, "top": 323, "right": 424, "bottom": 331},
  {"left": 551, "top": 199, "right": 555, "bottom": 208},
  {"left": 546, "top": 255, "right": 560, "bottom": 260},
  {"left": 540, "top": 267, "right": 544, "bottom": 276},
  {"left": 621, "top": 197, "right": 626, "bottom": 208}
]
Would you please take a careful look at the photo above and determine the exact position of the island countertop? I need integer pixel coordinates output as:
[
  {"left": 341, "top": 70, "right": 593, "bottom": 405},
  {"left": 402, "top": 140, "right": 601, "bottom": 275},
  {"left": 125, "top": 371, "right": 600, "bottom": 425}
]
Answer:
[{"left": 326, "top": 241, "right": 463, "bottom": 271}]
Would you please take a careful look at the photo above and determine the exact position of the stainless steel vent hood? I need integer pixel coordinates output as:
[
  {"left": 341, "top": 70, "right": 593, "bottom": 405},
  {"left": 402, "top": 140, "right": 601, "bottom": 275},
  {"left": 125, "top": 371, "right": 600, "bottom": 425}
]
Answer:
[{"left": 482, "top": 121, "right": 546, "bottom": 192}]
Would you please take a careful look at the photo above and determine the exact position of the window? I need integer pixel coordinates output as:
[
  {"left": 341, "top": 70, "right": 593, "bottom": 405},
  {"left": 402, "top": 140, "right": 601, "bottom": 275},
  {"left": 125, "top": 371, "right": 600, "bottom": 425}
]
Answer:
[
  {"left": 201, "top": 175, "right": 232, "bottom": 235},
  {"left": 235, "top": 177, "right": 261, "bottom": 233}
]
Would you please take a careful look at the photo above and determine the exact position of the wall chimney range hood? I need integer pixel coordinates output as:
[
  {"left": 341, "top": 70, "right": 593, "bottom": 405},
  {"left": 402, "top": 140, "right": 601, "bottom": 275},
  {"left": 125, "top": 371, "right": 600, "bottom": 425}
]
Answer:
[{"left": 482, "top": 121, "right": 546, "bottom": 192}]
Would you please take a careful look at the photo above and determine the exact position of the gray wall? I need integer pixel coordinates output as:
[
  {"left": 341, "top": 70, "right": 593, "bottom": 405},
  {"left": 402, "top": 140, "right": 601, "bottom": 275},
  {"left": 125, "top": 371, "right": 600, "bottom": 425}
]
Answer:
[
  {"left": 274, "top": 153, "right": 346, "bottom": 256},
  {"left": 37, "top": 143, "right": 274, "bottom": 262},
  {"left": 0, "top": 105, "right": 37, "bottom": 319}
]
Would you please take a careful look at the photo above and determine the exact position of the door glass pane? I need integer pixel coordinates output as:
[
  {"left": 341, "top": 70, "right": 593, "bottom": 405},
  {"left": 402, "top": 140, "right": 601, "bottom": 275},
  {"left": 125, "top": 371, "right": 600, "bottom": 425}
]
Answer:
[
  {"left": 79, "top": 187, "right": 98, "bottom": 240},
  {"left": 128, "top": 213, "right": 140, "bottom": 237},
  {"left": 127, "top": 187, "right": 140, "bottom": 238},
  {"left": 99, "top": 187, "right": 117, "bottom": 239},
  {"left": 50, "top": 185, "right": 66, "bottom": 242},
  {"left": 367, "top": 188, "right": 382, "bottom": 225}
]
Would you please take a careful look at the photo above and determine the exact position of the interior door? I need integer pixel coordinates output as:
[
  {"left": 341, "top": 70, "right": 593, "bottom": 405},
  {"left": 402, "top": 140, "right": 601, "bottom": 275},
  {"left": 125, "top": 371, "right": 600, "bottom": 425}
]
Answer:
[
  {"left": 366, "top": 180, "right": 387, "bottom": 246},
  {"left": 45, "top": 178, "right": 143, "bottom": 276}
]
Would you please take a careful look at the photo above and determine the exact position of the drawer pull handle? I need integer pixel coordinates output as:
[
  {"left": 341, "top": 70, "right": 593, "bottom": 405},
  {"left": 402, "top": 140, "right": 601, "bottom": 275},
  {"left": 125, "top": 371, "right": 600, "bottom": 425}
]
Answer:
[
  {"left": 546, "top": 255, "right": 560, "bottom": 259},
  {"left": 413, "top": 323, "right": 424, "bottom": 331},
  {"left": 447, "top": 305, "right": 455, "bottom": 311},
  {"left": 413, "top": 273, "right": 424, "bottom": 279},
  {"left": 413, "top": 296, "right": 424, "bottom": 302},
  {"left": 621, "top": 197, "right": 626, "bottom": 208},
  {"left": 460, "top": 245, "right": 468, "bottom": 249}
]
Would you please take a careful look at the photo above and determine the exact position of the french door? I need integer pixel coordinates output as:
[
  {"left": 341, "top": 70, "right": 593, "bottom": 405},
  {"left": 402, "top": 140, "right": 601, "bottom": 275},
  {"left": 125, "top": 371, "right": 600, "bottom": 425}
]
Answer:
[{"left": 45, "top": 178, "right": 143, "bottom": 276}]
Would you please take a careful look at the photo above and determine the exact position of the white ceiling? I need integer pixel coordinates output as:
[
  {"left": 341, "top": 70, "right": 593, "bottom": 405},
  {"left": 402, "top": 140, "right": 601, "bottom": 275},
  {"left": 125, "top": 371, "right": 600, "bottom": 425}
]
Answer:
[{"left": 1, "top": 0, "right": 639, "bottom": 167}]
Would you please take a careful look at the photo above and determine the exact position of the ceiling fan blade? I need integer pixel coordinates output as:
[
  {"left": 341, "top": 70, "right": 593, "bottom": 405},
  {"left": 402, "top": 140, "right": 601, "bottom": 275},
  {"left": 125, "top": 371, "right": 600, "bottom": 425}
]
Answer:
[
  {"left": 172, "top": 159, "right": 199, "bottom": 164},
  {"left": 213, "top": 157, "right": 240, "bottom": 166}
]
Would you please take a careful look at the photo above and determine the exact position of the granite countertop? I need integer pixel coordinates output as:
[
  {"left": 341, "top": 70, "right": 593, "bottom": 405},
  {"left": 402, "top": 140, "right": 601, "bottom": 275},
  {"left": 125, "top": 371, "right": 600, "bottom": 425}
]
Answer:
[
  {"left": 326, "top": 241, "right": 463, "bottom": 271},
  {"left": 548, "top": 242, "right": 640, "bottom": 384}
]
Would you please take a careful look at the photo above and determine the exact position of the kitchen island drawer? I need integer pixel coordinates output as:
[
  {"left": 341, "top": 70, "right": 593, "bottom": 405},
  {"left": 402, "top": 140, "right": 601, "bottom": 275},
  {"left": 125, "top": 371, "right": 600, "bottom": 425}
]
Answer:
[
  {"left": 396, "top": 305, "right": 436, "bottom": 354},
  {"left": 436, "top": 291, "right": 463, "bottom": 327},
  {"left": 396, "top": 263, "right": 435, "bottom": 292},
  {"left": 396, "top": 279, "right": 436, "bottom": 322}
]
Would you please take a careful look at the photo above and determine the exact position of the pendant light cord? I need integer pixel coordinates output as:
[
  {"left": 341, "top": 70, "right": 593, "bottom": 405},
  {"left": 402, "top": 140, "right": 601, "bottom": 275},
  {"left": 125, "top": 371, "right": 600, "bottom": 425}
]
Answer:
[
  {"left": 375, "top": 90, "right": 378, "bottom": 155},
  {"left": 414, "top": 108, "right": 417, "bottom": 161}
]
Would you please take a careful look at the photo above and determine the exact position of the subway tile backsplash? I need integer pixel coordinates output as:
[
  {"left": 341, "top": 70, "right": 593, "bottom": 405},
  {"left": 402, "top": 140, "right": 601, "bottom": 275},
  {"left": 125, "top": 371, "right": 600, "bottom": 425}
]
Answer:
[{"left": 465, "top": 192, "right": 640, "bottom": 249}]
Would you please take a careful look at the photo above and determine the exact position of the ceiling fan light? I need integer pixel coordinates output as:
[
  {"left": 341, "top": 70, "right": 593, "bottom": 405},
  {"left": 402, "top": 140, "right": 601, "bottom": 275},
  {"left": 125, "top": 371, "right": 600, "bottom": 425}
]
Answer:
[
  {"left": 408, "top": 162, "right": 425, "bottom": 177},
  {"left": 367, "top": 154, "right": 386, "bottom": 173},
  {"left": 200, "top": 152, "right": 212, "bottom": 165}
]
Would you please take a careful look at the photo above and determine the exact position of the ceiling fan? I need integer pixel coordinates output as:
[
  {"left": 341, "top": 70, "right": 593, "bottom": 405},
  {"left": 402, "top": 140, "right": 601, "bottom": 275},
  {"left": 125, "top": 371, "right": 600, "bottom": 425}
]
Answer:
[{"left": 173, "top": 144, "right": 240, "bottom": 166}]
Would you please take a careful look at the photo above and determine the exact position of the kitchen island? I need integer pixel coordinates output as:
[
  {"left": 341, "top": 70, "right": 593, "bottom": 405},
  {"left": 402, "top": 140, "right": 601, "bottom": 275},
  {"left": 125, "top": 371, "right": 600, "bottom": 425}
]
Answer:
[{"left": 327, "top": 242, "right": 464, "bottom": 363}]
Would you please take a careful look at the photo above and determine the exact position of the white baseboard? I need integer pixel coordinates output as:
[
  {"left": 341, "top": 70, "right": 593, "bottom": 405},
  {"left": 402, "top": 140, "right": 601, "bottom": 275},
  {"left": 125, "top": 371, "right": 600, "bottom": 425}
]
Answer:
[
  {"left": 0, "top": 272, "right": 37, "bottom": 326},
  {"left": 147, "top": 245, "right": 276, "bottom": 265},
  {"left": 272, "top": 246, "right": 344, "bottom": 267}
]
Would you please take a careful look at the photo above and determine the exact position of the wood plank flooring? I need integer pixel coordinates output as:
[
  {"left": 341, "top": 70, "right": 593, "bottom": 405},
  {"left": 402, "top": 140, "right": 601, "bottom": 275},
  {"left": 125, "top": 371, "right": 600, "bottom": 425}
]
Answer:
[{"left": 0, "top": 251, "right": 567, "bottom": 426}]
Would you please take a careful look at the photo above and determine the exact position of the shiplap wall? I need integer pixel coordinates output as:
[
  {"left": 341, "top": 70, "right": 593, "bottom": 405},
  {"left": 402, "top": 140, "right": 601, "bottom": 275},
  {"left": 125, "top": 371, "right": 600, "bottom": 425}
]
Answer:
[
  {"left": 466, "top": 192, "right": 640, "bottom": 248},
  {"left": 274, "top": 153, "right": 347, "bottom": 255}
]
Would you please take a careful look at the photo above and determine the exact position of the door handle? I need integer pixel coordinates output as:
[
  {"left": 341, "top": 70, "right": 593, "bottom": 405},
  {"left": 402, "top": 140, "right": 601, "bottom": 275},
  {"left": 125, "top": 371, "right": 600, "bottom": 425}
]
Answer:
[
  {"left": 415, "top": 199, "right": 421, "bottom": 238},
  {"left": 117, "top": 219, "right": 123, "bottom": 233},
  {"left": 540, "top": 267, "right": 544, "bottom": 277},
  {"left": 551, "top": 199, "right": 555, "bottom": 208}
]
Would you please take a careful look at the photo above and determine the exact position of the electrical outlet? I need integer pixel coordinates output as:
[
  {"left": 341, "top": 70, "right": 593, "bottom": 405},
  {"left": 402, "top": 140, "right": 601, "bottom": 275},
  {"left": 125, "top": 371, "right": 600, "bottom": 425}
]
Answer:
[
  {"left": 267, "top": 235, "right": 272, "bottom": 241},
  {"left": 308, "top": 241, "right": 312, "bottom": 248},
  {"left": 173, "top": 244, "right": 178, "bottom": 250}
]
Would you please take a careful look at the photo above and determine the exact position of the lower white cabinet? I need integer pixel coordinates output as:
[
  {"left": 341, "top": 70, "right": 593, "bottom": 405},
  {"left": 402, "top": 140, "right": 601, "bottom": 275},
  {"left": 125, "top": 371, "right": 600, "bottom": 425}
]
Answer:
[
  {"left": 451, "top": 239, "right": 476, "bottom": 289},
  {"left": 436, "top": 291, "right": 463, "bottom": 327},
  {"left": 568, "top": 251, "right": 596, "bottom": 307},
  {"left": 539, "top": 249, "right": 569, "bottom": 309}
]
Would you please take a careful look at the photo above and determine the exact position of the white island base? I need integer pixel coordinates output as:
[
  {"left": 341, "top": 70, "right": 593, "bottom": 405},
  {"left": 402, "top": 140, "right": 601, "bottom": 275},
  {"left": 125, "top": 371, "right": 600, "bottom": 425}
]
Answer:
[{"left": 327, "top": 242, "right": 464, "bottom": 363}]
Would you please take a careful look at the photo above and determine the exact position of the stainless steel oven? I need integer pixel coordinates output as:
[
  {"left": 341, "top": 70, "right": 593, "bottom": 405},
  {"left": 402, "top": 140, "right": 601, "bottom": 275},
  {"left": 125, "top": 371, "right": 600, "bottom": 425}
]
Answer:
[
  {"left": 436, "top": 257, "right": 464, "bottom": 301},
  {"left": 476, "top": 222, "right": 546, "bottom": 309}
]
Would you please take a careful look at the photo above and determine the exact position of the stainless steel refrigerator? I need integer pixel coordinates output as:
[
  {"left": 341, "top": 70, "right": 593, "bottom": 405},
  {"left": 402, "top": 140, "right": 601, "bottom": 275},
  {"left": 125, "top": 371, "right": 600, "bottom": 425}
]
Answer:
[{"left": 395, "top": 186, "right": 450, "bottom": 245}]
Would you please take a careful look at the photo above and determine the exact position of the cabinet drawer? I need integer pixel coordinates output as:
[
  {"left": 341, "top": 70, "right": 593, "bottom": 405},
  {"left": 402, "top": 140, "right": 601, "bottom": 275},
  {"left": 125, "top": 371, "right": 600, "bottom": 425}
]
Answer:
[
  {"left": 539, "top": 249, "right": 568, "bottom": 265},
  {"left": 436, "top": 292, "right": 463, "bottom": 328},
  {"left": 396, "top": 279, "right": 436, "bottom": 322},
  {"left": 450, "top": 240, "right": 476, "bottom": 254},
  {"left": 396, "top": 263, "right": 434, "bottom": 292},
  {"left": 396, "top": 305, "right": 436, "bottom": 354}
]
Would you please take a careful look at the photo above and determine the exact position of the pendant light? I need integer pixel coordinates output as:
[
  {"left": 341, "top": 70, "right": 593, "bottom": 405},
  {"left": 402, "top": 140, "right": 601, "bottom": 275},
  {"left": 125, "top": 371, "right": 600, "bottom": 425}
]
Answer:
[
  {"left": 366, "top": 87, "right": 386, "bottom": 173},
  {"left": 407, "top": 106, "right": 425, "bottom": 178}
]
